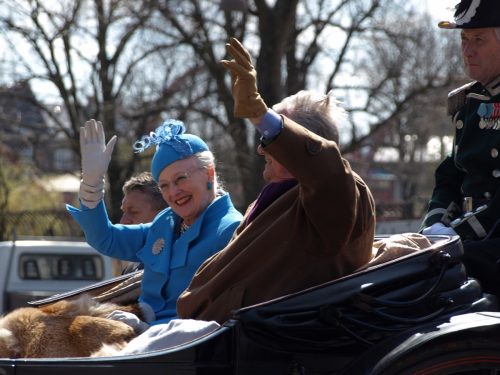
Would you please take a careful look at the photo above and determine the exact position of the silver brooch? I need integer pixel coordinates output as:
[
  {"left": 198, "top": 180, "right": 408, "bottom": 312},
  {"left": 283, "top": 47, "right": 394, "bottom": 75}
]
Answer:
[{"left": 152, "top": 238, "right": 165, "bottom": 255}]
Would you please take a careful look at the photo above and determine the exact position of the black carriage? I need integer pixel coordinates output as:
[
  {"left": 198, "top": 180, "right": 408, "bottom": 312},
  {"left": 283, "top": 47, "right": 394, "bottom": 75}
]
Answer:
[{"left": 3, "top": 234, "right": 500, "bottom": 375}]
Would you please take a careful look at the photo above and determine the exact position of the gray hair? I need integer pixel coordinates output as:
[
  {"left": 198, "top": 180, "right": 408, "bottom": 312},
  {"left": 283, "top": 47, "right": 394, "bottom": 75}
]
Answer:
[
  {"left": 193, "top": 150, "right": 225, "bottom": 192},
  {"left": 272, "top": 90, "right": 344, "bottom": 144},
  {"left": 123, "top": 172, "right": 168, "bottom": 212},
  {"left": 193, "top": 150, "right": 215, "bottom": 169}
]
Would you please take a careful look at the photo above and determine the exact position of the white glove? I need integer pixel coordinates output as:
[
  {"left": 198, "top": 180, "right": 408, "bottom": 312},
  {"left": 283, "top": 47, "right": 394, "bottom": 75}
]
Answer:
[
  {"left": 107, "top": 310, "right": 149, "bottom": 334},
  {"left": 79, "top": 119, "right": 117, "bottom": 209},
  {"left": 422, "top": 222, "right": 458, "bottom": 236}
]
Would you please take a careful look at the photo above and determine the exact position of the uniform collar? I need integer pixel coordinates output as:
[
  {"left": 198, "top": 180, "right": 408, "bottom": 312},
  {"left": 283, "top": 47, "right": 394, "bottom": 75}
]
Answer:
[{"left": 484, "top": 75, "right": 500, "bottom": 97}]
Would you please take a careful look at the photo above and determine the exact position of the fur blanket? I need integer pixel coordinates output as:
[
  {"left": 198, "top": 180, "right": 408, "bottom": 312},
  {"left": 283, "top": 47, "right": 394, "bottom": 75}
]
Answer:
[{"left": 0, "top": 295, "right": 140, "bottom": 358}]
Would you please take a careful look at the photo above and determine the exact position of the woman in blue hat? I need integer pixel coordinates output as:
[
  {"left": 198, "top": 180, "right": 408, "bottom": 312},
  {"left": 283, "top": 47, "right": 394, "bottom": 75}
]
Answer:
[{"left": 67, "top": 119, "right": 242, "bottom": 327}]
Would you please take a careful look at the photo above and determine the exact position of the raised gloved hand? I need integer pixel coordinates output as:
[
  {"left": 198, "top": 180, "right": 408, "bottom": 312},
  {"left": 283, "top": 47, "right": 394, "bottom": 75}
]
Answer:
[
  {"left": 79, "top": 119, "right": 117, "bottom": 209},
  {"left": 220, "top": 37, "right": 268, "bottom": 119},
  {"left": 421, "top": 222, "right": 458, "bottom": 236}
]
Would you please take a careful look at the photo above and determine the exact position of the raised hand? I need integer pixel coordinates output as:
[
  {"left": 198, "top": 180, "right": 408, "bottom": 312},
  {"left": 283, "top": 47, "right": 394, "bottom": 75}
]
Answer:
[
  {"left": 79, "top": 119, "right": 117, "bottom": 209},
  {"left": 220, "top": 37, "right": 268, "bottom": 119}
]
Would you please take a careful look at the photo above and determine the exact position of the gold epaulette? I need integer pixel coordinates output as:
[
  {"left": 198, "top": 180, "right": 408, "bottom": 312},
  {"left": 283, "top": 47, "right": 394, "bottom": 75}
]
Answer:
[{"left": 447, "top": 81, "right": 477, "bottom": 115}]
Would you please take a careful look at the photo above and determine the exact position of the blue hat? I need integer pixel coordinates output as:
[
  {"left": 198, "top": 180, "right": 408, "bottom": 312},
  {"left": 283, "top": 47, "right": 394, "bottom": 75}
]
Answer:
[
  {"left": 133, "top": 119, "right": 209, "bottom": 181},
  {"left": 439, "top": 0, "right": 500, "bottom": 29}
]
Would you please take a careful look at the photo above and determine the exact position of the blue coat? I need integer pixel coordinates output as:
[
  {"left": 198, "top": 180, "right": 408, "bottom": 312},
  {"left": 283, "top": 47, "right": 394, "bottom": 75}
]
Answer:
[{"left": 67, "top": 193, "right": 242, "bottom": 324}]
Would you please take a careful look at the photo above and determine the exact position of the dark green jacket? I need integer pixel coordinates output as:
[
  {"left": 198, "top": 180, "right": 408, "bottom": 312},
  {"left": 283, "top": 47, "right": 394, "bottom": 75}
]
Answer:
[{"left": 422, "top": 75, "right": 500, "bottom": 240}]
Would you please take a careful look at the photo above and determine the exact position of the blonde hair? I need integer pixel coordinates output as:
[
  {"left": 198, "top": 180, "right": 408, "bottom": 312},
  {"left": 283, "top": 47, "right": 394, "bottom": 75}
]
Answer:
[{"left": 123, "top": 172, "right": 167, "bottom": 212}]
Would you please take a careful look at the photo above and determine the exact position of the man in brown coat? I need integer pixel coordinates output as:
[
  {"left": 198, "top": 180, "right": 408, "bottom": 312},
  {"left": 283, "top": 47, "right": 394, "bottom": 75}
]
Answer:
[{"left": 176, "top": 38, "right": 375, "bottom": 324}]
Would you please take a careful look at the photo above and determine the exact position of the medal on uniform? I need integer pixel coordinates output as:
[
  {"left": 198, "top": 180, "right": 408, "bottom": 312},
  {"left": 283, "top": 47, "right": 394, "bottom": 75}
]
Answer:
[
  {"left": 152, "top": 238, "right": 165, "bottom": 255},
  {"left": 493, "top": 103, "right": 500, "bottom": 129},
  {"left": 477, "top": 103, "right": 500, "bottom": 130}
]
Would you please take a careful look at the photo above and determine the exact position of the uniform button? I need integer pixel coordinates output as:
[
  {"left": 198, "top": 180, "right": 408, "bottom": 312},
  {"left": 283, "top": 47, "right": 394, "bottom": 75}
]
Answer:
[
  {"left": 491, "top": 148, "right": 499, "bottom": 158},
  {"left": 493, "top": 169, "right": 500, "bottom": 178},
  {"left": 456, "top": 120, "right": 463, "bottom": 129},
  {"left": 306, "top": 140, "right": 322, "bottom": 155},
  {"left": 484, "top": 191, "right": 492, "bottom": 199}
]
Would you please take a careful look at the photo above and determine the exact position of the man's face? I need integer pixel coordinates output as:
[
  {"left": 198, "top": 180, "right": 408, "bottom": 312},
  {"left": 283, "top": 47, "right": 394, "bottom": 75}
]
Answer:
[
  {"left": 257, "top": 144, "right": 294, "bottom": 183},
  {"left": 461, "top": 28, "right": 500, "bottom": 85},
  {"left": 120, "top": 190, "right": 159, "bottom": 225}
]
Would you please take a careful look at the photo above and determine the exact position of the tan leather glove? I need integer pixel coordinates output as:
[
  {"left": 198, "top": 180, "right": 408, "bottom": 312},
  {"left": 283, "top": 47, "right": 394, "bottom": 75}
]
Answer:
[{"left": 221, "top": 37, "right": 268, "bottom": 119}]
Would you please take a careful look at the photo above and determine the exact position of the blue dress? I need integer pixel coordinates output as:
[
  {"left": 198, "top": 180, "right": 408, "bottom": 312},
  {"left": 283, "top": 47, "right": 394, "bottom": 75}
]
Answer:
[{"left": 66, "top": 193, "right": 242, "bottom": 324}]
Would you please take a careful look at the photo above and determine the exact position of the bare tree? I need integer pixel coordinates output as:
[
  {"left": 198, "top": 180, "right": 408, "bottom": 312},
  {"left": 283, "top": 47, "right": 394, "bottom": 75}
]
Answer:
[
  {"left": 0, "top": 0, "right": 195, "bottom": 220},
  {"left": 151, "top": 0, "right": 465, "bottom": 208},
  {"left": 0, "top": 0, "right": 466, "bottom": 216},
  {"left": 342, "top": 9, "right": 466, "bottom": 217}
]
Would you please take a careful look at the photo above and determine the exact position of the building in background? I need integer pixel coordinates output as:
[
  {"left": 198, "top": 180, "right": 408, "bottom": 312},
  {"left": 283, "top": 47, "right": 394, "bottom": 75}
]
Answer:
[{"left": 0, "top": 81, "right": 78, "bottom": 174}]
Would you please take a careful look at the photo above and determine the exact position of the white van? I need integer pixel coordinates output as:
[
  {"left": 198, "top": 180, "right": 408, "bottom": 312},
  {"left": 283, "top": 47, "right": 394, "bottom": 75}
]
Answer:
[{"left": 0, "top": 239, "right": 114, "bottom": 313}]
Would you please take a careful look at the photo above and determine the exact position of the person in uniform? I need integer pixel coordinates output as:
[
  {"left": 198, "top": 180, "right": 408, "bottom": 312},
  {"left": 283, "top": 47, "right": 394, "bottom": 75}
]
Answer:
[{"left": 421, "top": 0, "right": 500, "bottom": 296}]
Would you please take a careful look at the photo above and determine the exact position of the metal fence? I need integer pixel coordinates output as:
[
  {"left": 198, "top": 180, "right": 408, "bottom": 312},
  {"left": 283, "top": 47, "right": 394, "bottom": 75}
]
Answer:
[{"left": 0, "top": 209, "right": 84, "bottom": 241}]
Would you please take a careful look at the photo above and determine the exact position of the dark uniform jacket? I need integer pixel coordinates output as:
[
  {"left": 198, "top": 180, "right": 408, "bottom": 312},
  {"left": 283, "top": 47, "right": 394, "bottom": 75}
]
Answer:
[
  {"left": 422, "top": 75, "right": 500, "bottom": 240},
  {"left": 176, "top": 116, "right": 376, "bottom": 323}
]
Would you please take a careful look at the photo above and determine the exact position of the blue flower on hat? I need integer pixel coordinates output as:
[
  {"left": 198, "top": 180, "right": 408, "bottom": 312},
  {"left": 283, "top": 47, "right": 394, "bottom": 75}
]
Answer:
[
  {"left": 133, "top": 119, "right": 192, "bottom": 156},
  {"left": 133, "top": 119, "right": 209, "bottom": 181}
]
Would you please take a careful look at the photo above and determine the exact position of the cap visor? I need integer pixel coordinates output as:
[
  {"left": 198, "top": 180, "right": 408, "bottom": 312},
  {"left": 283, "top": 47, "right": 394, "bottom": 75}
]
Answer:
[{"left": 438, "top": 20, "right": 457, "bottom": 29}]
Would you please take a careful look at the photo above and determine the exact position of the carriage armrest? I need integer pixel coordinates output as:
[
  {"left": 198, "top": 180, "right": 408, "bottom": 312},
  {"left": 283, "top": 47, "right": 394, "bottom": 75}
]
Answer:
[{"left": 29, "top": 270, "right": 143, "bottom": 307}]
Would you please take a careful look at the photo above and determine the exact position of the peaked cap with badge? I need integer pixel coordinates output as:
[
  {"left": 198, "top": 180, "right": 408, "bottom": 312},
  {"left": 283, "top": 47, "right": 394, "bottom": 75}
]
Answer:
[
  {"left": 438, "top": 0, "right": 500, "bottom": 29},
  {"left": 421, "top": 0, "right": 500, "bottom": 241}
]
